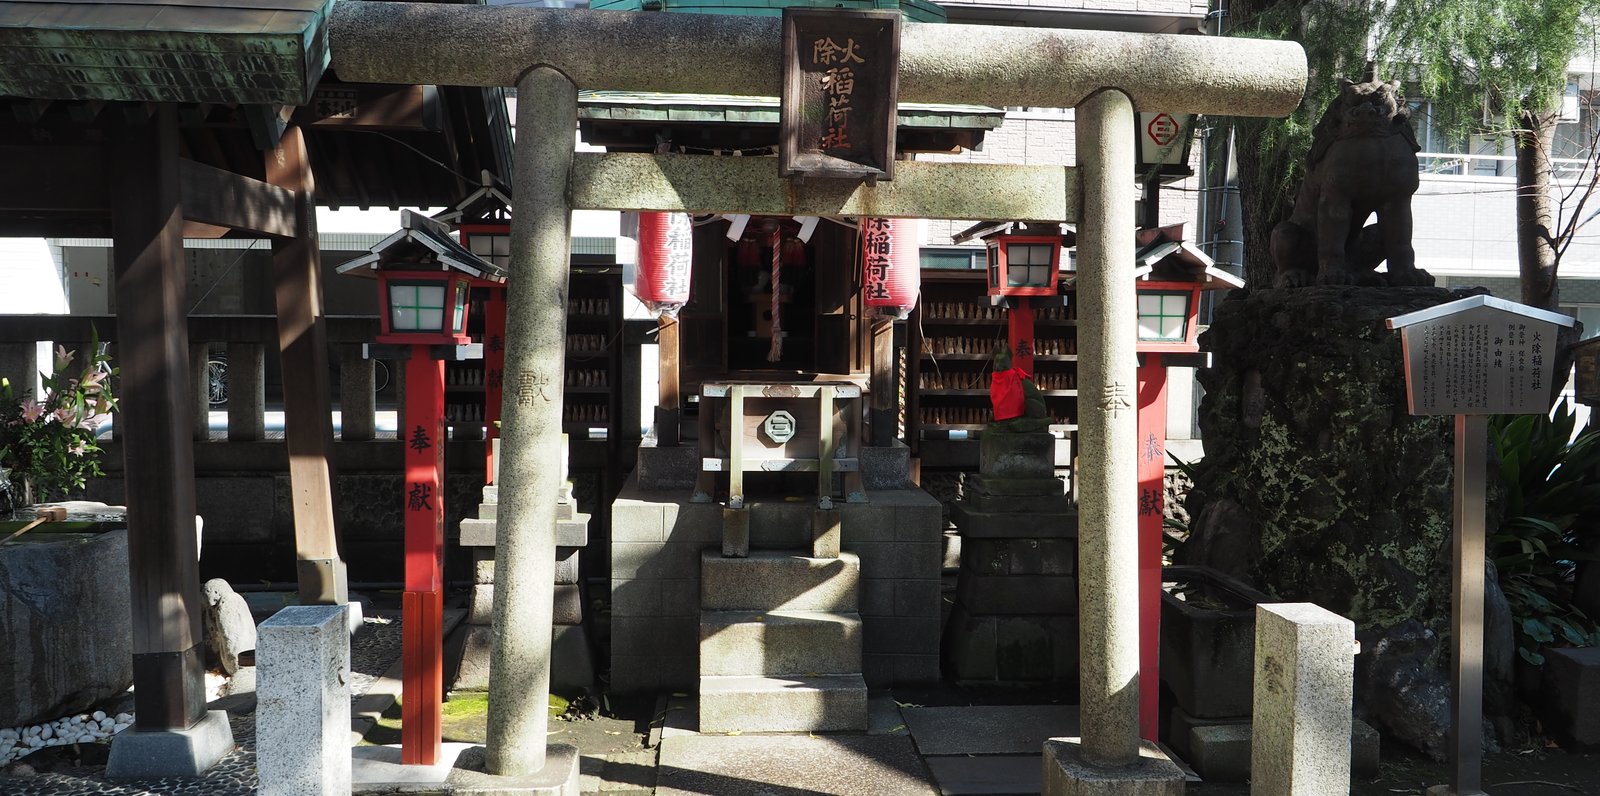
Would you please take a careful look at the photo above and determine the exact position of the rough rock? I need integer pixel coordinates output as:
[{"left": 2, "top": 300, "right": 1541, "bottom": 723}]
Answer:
[
  {"left": 203, "top": 578, "right": 258, "bottom": 675},
  {"left": 1184, "top": 286, "right": 1488, "bottom": 758},
  {"left": 0, "top": 528, "right": 133, "bottom": 728}
]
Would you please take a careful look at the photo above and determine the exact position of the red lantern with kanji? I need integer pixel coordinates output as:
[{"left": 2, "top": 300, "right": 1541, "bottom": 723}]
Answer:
[
  {"left": 634, "top": 211, "right": 695, "bottom": 309},
  {"left": 861, "top": 217, "right": 920, "bottom": 316}
]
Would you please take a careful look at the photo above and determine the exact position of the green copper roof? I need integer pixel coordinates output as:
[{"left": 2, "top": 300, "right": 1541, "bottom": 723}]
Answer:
[
  {"left": 590, "top": 0, "right": 946, "bottom": 24},
  {"left": 0, "top": 0, "right": 335, "bottom": 104}
]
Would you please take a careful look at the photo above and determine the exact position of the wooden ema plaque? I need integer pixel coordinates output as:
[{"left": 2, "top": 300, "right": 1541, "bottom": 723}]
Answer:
[{"left": 780, "top": 8, "right": 901, "bottom": 181}]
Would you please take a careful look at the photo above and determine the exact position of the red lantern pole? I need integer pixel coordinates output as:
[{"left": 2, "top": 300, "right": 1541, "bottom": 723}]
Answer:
[
  {"left": 401, "top": 345, "right": 445, "bottom": 765},
  {"left": 1007, "top": 297, "right": 1036, "bottom": 375},
  {"left": 483, "top": 288, "right": 506, "bottom": 483},
  {"left": 1135, "top": 353, "right": 1168, "bottom": 741}
]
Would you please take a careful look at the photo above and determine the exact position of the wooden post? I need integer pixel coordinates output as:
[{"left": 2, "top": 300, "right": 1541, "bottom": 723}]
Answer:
[
  {"left": 728, "top": 386, "right": 746, "bottom": 508},
  {"left": 483, "top": 288, "right": 506, "bottom": 482},
  {"left": 401, "top": 346, "right": 445, "bottom": 766},
  {"left": 1136, "top": 353, "right": 1168, "bottom": 741},
  {"left": 817, "top": 384, "right": 835, "bottom": 503},
  {"left": 656, "top": 315, "right": 681, "bottom": 446},
  {"left": 869, "top": 317, "right": 895, "bottom": 447},
  {"left": 1008, "top": 296, "right": 1036, "bottom": 376},
  {"left": 267, "top": 125, "right": 347, "bottom": 607},
  {"left": 189, "top": 343, "right": 211, "bottom": 442},
  {"left": 1449, "top": 413, "right": 1488, "bottom": 796},
  {"left": 110, "top": 105, "right": 207, "bottom": 732}
]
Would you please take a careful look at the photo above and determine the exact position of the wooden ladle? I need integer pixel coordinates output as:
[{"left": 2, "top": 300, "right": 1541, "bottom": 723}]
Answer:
[{"left": 1, "top": 505, "right": 69, "bottom": 544}]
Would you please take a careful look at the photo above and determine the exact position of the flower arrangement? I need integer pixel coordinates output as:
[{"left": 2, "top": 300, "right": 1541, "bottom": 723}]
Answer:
[{"left": 0, "top": 331, "right": 117, "bottom": 505}]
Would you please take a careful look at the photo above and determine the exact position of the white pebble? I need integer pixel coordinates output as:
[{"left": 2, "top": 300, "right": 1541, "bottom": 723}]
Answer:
[
  {"left": 39, "top": 725, "right": 52, "bottom": 740},
  {"left": 115, "top": 713, "right": 133, "bottom": 723},
  {"left": 92, "top": 711, "right": 107, "bottom": 721},
  {"left": 79, "top": 734, "right": 96, "bottom": 743},
  {"left": 99, "top": 718, "right": 115, "bottom": 730}
]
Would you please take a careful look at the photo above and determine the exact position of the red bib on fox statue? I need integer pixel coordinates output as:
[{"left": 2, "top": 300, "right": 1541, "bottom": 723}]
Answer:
[{"left": 990, "top": 366, "right": 1029, "bottom": 421}]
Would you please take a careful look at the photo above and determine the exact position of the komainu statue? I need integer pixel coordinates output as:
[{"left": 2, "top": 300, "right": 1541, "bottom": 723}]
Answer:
[{"left": 1271, "top": 63, "right": 1434, "bottom": 288}]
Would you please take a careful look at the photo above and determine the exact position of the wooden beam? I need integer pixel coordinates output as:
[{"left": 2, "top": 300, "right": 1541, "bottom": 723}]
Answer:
[
  {"left": 292, "top": 84, "right": 440, "bottom": 131},
  {"left": 110, "top": 105, "right": 208, "bottom": 731},
  {"left": 179, "top": 158, "right": 297, "bottom": 238},
  {"left": 569, "top": 153, "right": 1077, "bottom": 222},
  {"left": 267, "top": 124, "right": 348, "bottom": 607},
  {"left": 0, "top": 145, "right": 109, "bottom": 211}
]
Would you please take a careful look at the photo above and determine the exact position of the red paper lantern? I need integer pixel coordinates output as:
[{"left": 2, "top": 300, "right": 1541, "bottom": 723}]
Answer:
[
  {"left": 861, "top": 218, "right": 920, "bottom": 316},
  {"left": 635, "top": 211, "right": 694, "bottom": 308},
  {"left": 781, "top": 235, "right": 807, "bottom": 267}
]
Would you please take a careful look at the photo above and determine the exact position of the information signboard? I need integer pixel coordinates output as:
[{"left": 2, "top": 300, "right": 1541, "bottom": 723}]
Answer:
[
  {"left": 780, "top": 8, "right": 900, "bottom": 181},
  {"left": 1386, "top": 295, "right": 1574, "bottom": 416}
]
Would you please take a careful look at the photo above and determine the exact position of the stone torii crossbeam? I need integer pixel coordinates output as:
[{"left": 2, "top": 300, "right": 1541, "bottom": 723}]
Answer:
[{"left": 329, "top": 3, "right": 1305, "bottom": 789}]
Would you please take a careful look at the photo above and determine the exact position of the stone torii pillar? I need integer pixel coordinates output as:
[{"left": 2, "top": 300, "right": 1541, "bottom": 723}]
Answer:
[
  {"left": 485, "top": 65, "right": 578, "bottom": 779},
  {"left": 1039, "top": 89, "right": 1183, "bottom": 794}
]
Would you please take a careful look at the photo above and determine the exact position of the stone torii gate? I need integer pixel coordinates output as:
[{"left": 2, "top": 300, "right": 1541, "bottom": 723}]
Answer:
[{"left": 331, "top": 3, "right": 1304, "bottom": 789}]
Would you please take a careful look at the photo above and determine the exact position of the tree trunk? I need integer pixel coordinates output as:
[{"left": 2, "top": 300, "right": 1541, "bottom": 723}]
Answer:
[
  {"left": 1515, "top": 107, "right": 1560, "bottom": 312},
  {"left": 1234, "top": 116, "right": 1296, "bottom": 288},
  {"left": 1514, "top": 104, "right": 1578, "bottom": 405}
]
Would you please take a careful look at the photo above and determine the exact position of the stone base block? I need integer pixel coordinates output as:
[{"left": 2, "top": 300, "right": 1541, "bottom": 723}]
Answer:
[
  {"left": 468, "top": 584, "right": 584, "bottom": 627},
  {"left": 1041, "top": 739, "right": 1184, "bottom": 796},
  {"left": 698, "top": 674, "right": 868, "bottom": 733},
  {"left": 1423, "top": 786, "right": 1489, "bottom": 796},
  {"left": 945, "top": 605, "right": 1078, "bottom": 683},
  {"left": 966, "top": 473, "right": 1066, "bottom": 497},
  {"left": 980, "top": 431, "right": 1056, "bottom": 479},
  {"left": 450, "top": 624, "right": 594, "bottom": 692},
  {"left": 860, "top": 440, "right": 913, "bottom": 489},
  {"left": 701, "top": 551, "right": 859, "bottom": 612},
  {"left": 952, "top": 503, "right": 1077, "bottom": 539},
  {"left": 1166, "top": 705, "right": 1247, "bottom": 762},
  {"left": 1540, "top": 646, "right": 1600, "bottom": 751},
  {"left": 962, "top": 538, "right": 1077, "bottom": 576},
  {"left": 353, "top": 743, "right": 580, "bottom": 795},
  {"left": 1189, "top": 723, "right": 1251, "bottom": 783},
  {"left": 699, "top": 610, "right": 862, "bottom": 676},
  {"left": 956, "top": 572, "right": 1077, "bottom": 616},
  {"left": 461, "top": 514, "right": 589, "bottom": 548},
  {"left": 961, "top": 491, "right": 1074, "bottom": 514},
  {"left": 105, "top": 709, "right": 235, "bottom": 779},
  {"left": 813, "top": 508, "right": 842, "bottom": 558},
  {"left": 722, "top": 507, "right": 749, "bottom": 557}
]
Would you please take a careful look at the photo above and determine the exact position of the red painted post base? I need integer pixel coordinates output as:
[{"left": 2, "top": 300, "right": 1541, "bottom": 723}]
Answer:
[
  {"left": 402, "top": 588, "right": 443, "bottom": 765},
  {"left": 1136, "top": 354, "right": 1168, "bottom": 742}
]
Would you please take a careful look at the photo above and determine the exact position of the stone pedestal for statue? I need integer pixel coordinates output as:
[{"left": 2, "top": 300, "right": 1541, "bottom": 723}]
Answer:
[
  {"left": 945, "top": 430, "right": 1079, "bottom": 684},
  {"left": 1183, "top": 285, "right": 1516, "bottom": 759},
  {"left": 451, "top": 438, "right": 593, "bottom": 692}
]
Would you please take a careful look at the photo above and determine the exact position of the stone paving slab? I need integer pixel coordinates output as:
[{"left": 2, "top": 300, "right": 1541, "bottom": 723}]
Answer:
[
  {"left": 924, "top": 754, "right": 1042, "bottom": 795},
  {"left": 656, "top": 734, "right": 936, "bottom": 796},
  {"left": 903, "top": 704, "right": 1079, "bottom": 756}
]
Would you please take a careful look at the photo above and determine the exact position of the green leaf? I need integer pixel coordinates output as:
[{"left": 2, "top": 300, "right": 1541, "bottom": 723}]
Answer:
[{"left": 1519, "top": 647, "right": 1546, "bottom": 666}]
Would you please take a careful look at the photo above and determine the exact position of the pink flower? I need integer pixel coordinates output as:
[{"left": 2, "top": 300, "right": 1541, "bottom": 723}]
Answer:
[
  {"left": 53, "top": 345, "right": 75, "bottom": 372},
  {"left": 20, "top": 399, "right": 44, "bottom": 423},
  {"left": 68, "top": 439, "right": 87, "bottom": 457},
  {"left": 80, "top": 371, "right": 105, "bottom": 395},
  {"left": 53, "top": 406, "right": 78, "bottom": 425}
]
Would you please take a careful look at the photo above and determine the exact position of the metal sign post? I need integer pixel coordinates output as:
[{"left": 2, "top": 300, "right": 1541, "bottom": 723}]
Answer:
[{"left": 1388, "top": 295, "right": 1575, "bottom": 796}]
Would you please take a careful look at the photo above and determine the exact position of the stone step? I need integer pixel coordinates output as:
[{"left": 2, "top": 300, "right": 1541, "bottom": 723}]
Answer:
[
  {"left": 699, "top": 610, "right": 862, "bottom": 677},
  {"left": 475, "top": 499, "right": 576, "bottom": 523},
  {"left": 698, "top": 674, "right": 868, "bottom": 733},
  {"left": 701, "top": 550, "right": 859, "bottom": 612}
]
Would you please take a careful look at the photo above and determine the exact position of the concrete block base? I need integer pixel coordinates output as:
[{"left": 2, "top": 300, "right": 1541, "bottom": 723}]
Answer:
[
  {"left": 450, "top": 623, "right": 593, "bottom": 692},
  {"left": 1189, "top": 724, "right": 1251, "bottom": 783},
  {"left": 1041, "top": 739, "right": 1184, "bottom": 796},
  {"left": 353, "top": 742, "right": 580, "bottom": 795},
  {"left": 1423, "top": 787, "right": 1489, "bottom": 796},
  {"left": 105, "top": 710, "right": 235, "bottom": 779},
  {"left": 698, "top": 674, "right": 867, "bottom": 733}
]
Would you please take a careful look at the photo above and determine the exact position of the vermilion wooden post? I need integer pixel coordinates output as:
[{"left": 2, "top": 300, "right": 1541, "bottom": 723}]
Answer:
[
  {"left": 402, "top": 345, "right": 445, "bottom": 765},
  {"left": 1135, "top": 353, "right": 1168, "bottom": 741},
  {"left": 484, "top": 289, "right": 506, "bottom": 483},
  {"left": 1007, "top": 297, "right": 1036, "bottom": 375}
]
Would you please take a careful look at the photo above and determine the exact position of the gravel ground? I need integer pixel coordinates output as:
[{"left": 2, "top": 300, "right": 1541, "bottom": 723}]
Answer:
[{"left": 0, "top": 613, "right": 404, "bottom": 796}]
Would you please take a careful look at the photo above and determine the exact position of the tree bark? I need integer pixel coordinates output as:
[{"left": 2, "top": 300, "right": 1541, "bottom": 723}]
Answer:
[
  {"left": 1514, "top": 104, "right": 1579, "bottom": 405},
  {"left": 1515, "top": 107, "right": 1560, "bottom": 312}
]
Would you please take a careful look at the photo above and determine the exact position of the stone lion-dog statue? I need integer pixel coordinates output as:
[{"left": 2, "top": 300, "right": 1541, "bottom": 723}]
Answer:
[{"left": 1271, "top": 63, "right": 1434, "bottom": 288}]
